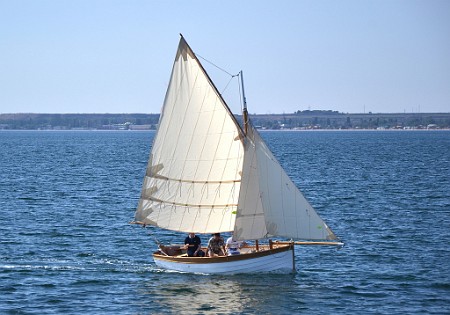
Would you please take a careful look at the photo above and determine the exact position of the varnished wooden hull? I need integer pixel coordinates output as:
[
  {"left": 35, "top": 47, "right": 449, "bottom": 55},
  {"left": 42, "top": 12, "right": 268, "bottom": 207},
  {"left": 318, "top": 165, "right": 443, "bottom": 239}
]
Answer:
[{"left": 153, "top": 243, "right": 295, "bottom": 274}]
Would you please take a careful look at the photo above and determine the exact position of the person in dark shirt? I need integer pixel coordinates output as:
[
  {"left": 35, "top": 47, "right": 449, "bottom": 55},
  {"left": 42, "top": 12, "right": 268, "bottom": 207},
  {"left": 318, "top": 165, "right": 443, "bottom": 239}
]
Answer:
[{"left": 184, "top": 233, "right": 205, "bottom": 257}]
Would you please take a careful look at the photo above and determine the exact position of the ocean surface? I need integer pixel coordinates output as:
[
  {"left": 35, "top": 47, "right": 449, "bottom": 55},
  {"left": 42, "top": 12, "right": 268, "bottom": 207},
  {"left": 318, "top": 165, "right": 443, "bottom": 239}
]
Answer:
[{"left": 1, "top": 130, "right": 449, "bottom": 314}]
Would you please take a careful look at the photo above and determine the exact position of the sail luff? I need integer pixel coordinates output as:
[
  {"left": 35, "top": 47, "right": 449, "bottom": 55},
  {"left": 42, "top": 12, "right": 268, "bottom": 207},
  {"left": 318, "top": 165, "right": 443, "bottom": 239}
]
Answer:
[{"left": 234, "top": 125, "right": 267, "bottom": 240}]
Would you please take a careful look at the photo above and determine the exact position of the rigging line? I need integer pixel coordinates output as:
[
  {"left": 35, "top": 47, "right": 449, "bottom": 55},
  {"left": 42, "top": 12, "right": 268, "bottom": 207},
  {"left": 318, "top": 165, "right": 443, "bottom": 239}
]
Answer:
[
  {"left": 196, "top": 53, "right": 239, "bottom": 78},
  {"left": 222, "top": 75, "right": 236, "bottom": 95},
  {"left": 197, "top": 54, "right": 240, "bottom": 95}
]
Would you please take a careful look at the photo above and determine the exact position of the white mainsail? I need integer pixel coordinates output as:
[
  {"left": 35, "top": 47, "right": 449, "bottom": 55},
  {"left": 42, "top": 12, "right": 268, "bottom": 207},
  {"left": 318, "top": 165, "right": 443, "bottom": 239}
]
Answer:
[
  {"left": 136, "top": 36, "right": 337, "bottom": 242},
  {"left": 135, "top": 37, "right": 244, "bottom": 234}
]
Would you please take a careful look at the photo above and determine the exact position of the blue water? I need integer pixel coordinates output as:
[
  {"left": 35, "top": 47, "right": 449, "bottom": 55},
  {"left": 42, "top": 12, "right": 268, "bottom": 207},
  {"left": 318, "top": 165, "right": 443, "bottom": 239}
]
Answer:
[{"left": 1, "top": 130, "right": 449, "bottom": 314}]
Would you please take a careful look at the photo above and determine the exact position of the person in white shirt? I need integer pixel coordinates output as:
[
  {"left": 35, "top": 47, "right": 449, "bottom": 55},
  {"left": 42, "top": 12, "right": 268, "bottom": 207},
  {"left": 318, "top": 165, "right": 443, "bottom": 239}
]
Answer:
[{"left": 226, "top": 234, "right": 247, "bottom": 255}]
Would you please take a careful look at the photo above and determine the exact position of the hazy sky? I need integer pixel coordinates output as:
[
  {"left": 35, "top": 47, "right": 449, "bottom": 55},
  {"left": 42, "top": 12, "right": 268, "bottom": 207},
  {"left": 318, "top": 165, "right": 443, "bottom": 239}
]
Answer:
[{"left": 1, "top": 0, "right": 449, "bottom": 114}]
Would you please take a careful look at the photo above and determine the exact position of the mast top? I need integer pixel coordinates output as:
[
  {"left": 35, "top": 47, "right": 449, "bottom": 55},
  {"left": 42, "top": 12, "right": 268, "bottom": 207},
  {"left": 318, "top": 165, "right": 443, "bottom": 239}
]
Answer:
[{"left": 240, "top": 71, "right": 249, "bottom": 135}]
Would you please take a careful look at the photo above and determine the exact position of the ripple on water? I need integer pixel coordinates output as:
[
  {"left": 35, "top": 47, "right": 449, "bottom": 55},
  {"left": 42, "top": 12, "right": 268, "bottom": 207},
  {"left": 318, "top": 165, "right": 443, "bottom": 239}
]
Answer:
[{"left": 0, "top": 130, "right": 449, "bottom": 314}]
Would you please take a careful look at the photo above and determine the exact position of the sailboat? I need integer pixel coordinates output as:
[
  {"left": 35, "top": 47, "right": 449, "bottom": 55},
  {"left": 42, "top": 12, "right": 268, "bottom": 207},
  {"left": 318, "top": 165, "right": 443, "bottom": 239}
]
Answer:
[{"left": 134, "top": 35, "right": 342, "bottom": 274}]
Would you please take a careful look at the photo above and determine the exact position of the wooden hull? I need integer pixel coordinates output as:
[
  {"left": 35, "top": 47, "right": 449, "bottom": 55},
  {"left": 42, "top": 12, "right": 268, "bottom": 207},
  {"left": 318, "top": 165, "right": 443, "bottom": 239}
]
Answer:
[{"left": 153, "top": 243, "right": 295, "bottom": 274}]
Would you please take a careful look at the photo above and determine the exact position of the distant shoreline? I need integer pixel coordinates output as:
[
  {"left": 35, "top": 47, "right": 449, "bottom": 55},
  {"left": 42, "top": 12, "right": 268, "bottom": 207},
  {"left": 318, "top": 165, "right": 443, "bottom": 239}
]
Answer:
[
  {"left": 1, "top": 128, "right": 449, "bottom": 132},
  {"left": 1, "top": 112, "right": 449, "bottom": 130}
]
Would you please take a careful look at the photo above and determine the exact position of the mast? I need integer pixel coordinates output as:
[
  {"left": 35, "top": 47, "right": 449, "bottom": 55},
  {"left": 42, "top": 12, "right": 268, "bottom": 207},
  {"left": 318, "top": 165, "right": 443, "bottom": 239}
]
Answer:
[{"left": 240, "top": 71, "right": 249, "bottom": 135}]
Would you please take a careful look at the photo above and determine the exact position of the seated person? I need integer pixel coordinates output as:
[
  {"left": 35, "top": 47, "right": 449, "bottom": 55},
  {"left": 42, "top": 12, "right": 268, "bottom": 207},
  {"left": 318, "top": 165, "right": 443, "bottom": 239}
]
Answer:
[
  {"left": 207, "top": 233, "right": 226, "bottom": 257},
  {"left": 226, "top": 234, "right": 247, "bottom": 255},
  {"left": 183, "top": 233, "right": 205, "bottom": 257}
]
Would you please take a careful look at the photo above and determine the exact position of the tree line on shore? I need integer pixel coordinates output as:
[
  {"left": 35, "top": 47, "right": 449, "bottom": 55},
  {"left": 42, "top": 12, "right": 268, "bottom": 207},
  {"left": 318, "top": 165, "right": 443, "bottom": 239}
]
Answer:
[{"left": 1, "top": 111, "right": 449, "bottom": 130}]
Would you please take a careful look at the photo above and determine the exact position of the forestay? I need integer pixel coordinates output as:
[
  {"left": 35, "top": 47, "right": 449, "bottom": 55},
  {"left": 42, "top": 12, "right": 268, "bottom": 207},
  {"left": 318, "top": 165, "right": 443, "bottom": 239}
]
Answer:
[{"left": 135, "top": 37, "right": 245, "bottom": 233}]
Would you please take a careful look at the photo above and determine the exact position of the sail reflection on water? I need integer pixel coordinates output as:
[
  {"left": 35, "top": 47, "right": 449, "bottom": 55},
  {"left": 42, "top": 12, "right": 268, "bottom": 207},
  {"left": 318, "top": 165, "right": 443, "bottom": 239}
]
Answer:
[{"left": 138, "top": 274, "right": 297, "bottom": 314}]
